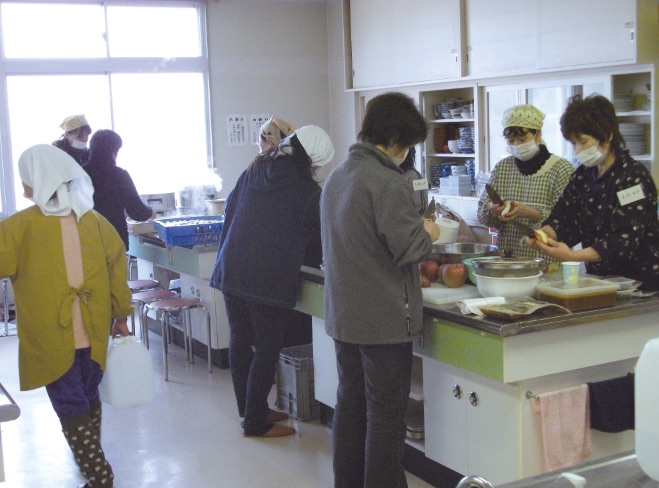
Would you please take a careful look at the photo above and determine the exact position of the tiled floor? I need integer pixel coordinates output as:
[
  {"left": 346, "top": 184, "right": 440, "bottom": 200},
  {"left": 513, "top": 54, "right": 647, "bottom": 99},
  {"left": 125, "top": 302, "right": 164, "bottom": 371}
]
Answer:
[{"left": 0, "top": 333, "right": 434, "bottom": 488}]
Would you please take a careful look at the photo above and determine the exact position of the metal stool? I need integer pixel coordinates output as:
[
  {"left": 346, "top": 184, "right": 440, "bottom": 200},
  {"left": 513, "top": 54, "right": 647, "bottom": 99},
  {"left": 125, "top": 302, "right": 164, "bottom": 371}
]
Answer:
[
  {"left": 131, "top": 289, "right": 178, "bottom": 348},
  {"left": 145, "top": 297, "right": 212, "bottom": 381},
  {"left": 127, "top": 279, "right": 161, "bottom": 335}
]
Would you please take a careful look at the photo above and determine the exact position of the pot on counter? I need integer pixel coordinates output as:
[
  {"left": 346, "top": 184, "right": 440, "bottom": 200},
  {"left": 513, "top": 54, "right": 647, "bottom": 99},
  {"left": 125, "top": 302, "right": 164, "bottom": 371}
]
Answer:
[{"left": 430, "top": 242, "right": 499, "bottom": 265}]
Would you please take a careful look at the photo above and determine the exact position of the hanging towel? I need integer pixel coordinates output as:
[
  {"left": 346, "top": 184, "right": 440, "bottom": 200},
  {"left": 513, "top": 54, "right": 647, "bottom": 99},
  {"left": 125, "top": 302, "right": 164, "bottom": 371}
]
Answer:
[
  {"left": 533, "top": 384, "right": 592, "bottom": 471},
  {"left": 587, "top": 373, "right": 635, "bottom": 433}
]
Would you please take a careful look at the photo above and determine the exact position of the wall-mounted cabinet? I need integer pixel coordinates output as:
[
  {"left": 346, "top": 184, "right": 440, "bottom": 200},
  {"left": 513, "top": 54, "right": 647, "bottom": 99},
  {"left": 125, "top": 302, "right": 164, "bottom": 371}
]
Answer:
[
  {"left": 464, "top": 0, "right": 537, "bottom": 78},
  {"left": 350, "top": 0, "right": 460, "bottom": 89},
  {"left": 537, "top": 0, "right": 659, "bottom": 70}
]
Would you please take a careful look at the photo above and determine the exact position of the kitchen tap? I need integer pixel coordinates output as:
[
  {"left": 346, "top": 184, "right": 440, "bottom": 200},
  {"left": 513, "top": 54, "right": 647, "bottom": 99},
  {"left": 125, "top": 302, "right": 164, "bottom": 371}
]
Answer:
[{"left": 455, "top": 475, "right": 494, "bottom": 488}]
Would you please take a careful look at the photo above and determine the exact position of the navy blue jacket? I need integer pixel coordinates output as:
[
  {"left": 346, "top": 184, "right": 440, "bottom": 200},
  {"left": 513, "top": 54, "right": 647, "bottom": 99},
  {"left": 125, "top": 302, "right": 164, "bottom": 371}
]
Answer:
[{"left": 209, "top": 156, "right": 322, "bottom": 308}]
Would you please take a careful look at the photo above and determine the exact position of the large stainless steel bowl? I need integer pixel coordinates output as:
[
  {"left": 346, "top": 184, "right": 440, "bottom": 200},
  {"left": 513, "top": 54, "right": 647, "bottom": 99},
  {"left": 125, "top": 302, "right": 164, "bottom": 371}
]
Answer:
[
  {"left": 472, "top": 257, "right": 544, "bottom": 278},
  {"left": 429, "top": 243, "right": 499, "bottom": 265}
]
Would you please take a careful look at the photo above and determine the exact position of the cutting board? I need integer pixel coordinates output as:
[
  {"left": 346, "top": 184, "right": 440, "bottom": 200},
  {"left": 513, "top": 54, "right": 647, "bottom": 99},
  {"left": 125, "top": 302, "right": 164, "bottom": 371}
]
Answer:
[{"left": 422, "top": 282, "right": 482, "bottom": 305}]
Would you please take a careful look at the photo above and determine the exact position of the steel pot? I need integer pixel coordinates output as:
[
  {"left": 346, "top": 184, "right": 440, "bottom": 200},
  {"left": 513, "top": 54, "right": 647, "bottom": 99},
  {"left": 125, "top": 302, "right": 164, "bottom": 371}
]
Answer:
[
  {"left": 429, "top": 242, "right": 499, "bottom": 265},
  {"left": 472, "top": 257, "right": 544, "bottom": 278}
]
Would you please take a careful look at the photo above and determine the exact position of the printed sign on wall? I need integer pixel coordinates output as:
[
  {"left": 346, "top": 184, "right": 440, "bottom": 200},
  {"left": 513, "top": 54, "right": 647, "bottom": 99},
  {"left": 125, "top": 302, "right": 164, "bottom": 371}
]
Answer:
[
  {"left": 249, "top": 114, "right": 270, "bottom": 146},
  {"left": 226, "top": 114, "right": 247, "bottom": 146}
]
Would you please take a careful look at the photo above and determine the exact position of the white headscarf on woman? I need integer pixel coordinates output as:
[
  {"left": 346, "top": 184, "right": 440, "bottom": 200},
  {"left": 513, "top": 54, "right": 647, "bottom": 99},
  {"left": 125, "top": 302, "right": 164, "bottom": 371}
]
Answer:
[{"left": 18, "top": 144, "right": 95, "bottom": 221}]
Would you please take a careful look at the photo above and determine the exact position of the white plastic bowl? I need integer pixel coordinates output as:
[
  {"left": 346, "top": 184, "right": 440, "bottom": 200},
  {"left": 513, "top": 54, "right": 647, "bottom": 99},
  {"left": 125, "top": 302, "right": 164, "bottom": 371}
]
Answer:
[{"left": 476, "top": 272, "right": 542, "bottom": 299}]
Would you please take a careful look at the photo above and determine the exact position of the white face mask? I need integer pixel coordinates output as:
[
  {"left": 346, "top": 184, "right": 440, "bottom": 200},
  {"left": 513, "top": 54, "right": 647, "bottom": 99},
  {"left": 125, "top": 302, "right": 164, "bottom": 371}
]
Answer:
[
  {"left": 507, "top": 137, "right": 539, "bottom": 161},
  {"left": 391, "top": 148, "right": 409, "bottom": 166},
  {"left": 576, "top": 144, "right": 607, "bottom": 168},
  {"left": 70, "top": 139, "right": 87, "bottom": 150}
]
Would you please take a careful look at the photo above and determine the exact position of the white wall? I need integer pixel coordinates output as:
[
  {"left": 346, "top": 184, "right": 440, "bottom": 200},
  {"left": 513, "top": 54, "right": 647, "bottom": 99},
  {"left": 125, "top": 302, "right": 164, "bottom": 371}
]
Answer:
[{"left": 206, "top": 1, "right": 332, "bottom": 197}]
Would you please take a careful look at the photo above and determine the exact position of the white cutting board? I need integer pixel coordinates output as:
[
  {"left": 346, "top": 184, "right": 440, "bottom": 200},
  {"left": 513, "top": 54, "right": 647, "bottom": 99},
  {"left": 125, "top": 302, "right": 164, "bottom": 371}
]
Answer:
[{"left": 422, "top": 282, "right": 482, "bottom": 305}]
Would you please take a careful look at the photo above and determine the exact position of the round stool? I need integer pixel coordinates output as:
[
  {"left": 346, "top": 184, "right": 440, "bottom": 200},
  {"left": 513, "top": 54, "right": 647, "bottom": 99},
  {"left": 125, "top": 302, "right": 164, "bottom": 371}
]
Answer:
[
  {"left": 127, "top": 280, "right": 162, "bottom": 335},
  {"left": 145, "top": 297, "right": 212, "bottom": 381},
  {"left": 131, "top": 289, "right": 178, "bottom": 349}
]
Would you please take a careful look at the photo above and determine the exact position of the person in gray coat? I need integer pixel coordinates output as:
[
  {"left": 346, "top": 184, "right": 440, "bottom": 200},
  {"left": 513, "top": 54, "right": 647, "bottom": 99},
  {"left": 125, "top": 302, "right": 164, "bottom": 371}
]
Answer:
[{"left": 321, "top": 92, "right": 440, "bottom": 488}]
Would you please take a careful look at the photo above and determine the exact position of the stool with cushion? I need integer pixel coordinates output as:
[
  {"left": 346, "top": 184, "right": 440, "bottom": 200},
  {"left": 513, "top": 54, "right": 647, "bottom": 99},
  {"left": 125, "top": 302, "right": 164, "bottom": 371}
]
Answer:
[
  {"left": 131, "top": 289, "right": 178, "bottom": 348},
  {"left": 127, "top": 279, "right": 161, "bottom": 335},
  {"left": 144, "top": 297, "right": 212, "bottom": 381}
]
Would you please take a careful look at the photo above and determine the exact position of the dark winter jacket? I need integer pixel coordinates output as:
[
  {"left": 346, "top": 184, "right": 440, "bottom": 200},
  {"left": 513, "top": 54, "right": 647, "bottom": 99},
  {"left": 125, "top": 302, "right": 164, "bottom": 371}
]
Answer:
[{"left": 209, "top": 155, "right": 322, "bottom": 308}]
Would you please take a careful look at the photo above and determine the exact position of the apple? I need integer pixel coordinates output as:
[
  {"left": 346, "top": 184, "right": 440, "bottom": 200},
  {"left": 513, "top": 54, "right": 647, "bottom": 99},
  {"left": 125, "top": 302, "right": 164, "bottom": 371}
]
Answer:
[
  {"left": 442, "top": 264, "right": 468, "bottom": 288},
  {"left": 436, "top": 264, "right": 449, "bottom": 284},
  {"left": 419, "top": 260, "right": 439, "bottom": 282},
  {"left": 421, "top": 275, "right": 431, "bottom": 288}
]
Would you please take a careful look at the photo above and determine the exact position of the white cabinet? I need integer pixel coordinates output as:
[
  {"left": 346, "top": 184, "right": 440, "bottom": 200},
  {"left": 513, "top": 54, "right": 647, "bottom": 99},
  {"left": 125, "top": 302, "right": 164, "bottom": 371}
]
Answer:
[
  {"left": 538, "top": 0, "right": 659, "bottom": 69},
  {"left": 179, "top": 274, "right": 229, "bottom": 350},
  {"left": 464, "top": 0, "right": 537, "bottom": 77},
  {"left": 350, "top": 0, "right": 460, "bottom": 89},
  {"left": 423, "top": 357, "right": 519, "bottom": 485}
]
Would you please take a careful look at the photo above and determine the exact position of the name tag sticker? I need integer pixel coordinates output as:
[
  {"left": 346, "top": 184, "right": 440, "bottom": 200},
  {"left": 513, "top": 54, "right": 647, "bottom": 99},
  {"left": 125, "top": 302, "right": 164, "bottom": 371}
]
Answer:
[
  {"left": 412, "top": 178, "right": 429, "bottom": 191},
  {"left": 617, "top": 184, "right": 645, "bottom": 206}
]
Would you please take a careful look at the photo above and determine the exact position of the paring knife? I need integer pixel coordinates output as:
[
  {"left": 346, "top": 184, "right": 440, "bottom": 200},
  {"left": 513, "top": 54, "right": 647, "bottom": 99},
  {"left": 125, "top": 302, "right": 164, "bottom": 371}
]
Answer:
[
  {"left": 485, "top": 184, "right": 504, "bottom": 206},
  {"left": 510, "top": 220, "right": 538, "bottom": 239}
]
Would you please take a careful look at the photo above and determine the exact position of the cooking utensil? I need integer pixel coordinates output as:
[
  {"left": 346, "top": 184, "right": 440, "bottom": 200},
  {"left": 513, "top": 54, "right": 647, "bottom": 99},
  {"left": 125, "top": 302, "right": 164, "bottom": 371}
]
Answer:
[
  {"left": 509, "top": 220, "right": 537, "bottom": 239},
  {"left": 471, "top": 257, "right": 544, "bottom": 278},
  {"left": 430, "top": 242, "right": 499, "bottom": 265},
  {"left": 485, "top": 184, "right": 504, "bottom": 205},
  {"left": 476, "top": 272, "right": 542, "bottom": 299},
  {"left": 425, "top": 197, "right": 436, "bottom": 222}
]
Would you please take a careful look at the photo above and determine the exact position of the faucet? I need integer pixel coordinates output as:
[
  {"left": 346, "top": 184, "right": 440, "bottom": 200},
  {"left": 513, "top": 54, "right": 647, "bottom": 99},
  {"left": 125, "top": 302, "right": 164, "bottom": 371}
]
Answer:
[{"left": 455, "top": 475, "right": 495, "bottom": 488}]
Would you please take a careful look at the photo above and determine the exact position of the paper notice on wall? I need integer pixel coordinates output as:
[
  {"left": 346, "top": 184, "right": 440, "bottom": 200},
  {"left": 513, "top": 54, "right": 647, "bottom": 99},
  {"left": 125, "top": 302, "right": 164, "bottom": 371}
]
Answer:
[
  {"left": 226, "top": 114, "right": 247, "bottom": 146},
  {"left": 249, "top": 114, "right": 270, "bottom": 145}
]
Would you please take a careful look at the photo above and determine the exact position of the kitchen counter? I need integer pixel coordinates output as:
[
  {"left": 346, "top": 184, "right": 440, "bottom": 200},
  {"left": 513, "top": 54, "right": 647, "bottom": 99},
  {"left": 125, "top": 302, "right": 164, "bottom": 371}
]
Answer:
[
  {"left": 300, "top": 266, "right": 659, "bottom": 338},
  {"left": 498, "top": 451, "right": 657, "bottom": 488}
]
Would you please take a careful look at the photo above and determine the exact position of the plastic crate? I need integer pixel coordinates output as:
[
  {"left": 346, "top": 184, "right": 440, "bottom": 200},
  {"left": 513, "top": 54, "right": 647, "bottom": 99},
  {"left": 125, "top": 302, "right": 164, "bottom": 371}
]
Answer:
[
  {"left": 276, "top": 344, "right": 320, "bottom": 421},
  {"left": 153, "top": 216, "right": 224, "bottom": 247}
]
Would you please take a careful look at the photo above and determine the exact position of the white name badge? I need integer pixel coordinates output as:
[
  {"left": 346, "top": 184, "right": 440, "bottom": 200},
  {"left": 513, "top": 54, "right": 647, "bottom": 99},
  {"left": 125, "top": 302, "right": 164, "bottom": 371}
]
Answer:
[
  {"left": 412, "top": 178, "right": 429, "bottom": 191},
  {"left": 617, "top": 184, "right": 645, "bottom": 206}
]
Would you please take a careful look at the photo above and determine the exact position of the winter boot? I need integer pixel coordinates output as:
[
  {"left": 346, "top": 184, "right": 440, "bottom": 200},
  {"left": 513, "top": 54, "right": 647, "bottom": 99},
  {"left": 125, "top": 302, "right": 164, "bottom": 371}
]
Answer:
[{"left": 61, "top": 412, "right": 114, "bottom": 487}]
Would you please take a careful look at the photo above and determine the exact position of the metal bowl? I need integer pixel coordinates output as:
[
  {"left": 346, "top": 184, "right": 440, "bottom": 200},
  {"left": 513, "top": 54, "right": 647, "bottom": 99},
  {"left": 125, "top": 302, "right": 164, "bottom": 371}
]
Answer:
[
  {"left": 472, "top": 257, "right": 544, "bottom": 278},
  {"left": 429, "top": 242, "right": 499, "bottom": 265}
]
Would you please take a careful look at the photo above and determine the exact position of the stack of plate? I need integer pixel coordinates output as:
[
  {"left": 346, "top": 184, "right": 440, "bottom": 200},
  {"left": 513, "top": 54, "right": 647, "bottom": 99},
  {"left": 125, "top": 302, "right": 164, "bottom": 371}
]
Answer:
[
  {"left": 620, "top": 123, "right": 647, "bottom": 155},
  {"left": 439, "top": 175, "right": 472, "bottom": 196},
  {"left": 465, "top": 160, "right": 476, "bottom": 191},
  {"left": 458, "top": 127, "right": 475, "bottom": 154},
  {"left": 614, "top": 93, "right": 633, "bottom": 112},
  {"left": 430, "top": 164, "right": 443, "bottom": 187}
]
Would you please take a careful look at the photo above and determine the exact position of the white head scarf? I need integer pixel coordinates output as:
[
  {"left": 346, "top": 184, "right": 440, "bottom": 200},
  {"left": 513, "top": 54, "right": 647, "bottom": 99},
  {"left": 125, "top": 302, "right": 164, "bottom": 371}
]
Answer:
[
  {"left": 278, "top": 125, "right": 335, "bottom": 167},
  {"left": 18, "top": 144, "right": 95, "bottom": 221}
]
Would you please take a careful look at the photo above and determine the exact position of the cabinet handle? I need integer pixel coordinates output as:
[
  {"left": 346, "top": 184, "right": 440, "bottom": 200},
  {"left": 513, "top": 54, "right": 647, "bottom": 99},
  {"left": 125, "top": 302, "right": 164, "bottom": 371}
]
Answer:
[
  {"left": 452, "top": 384, "right": 462, "bottom": 399},
  {"left": 468, "top": 391, "right": 479, "bottom": 407}
]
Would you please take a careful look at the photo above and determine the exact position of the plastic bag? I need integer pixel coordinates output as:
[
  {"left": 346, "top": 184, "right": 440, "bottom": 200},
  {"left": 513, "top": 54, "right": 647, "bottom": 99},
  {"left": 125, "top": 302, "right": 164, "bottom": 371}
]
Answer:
[{"left": 99, "top": 336, "right": 154, "bottom": 409}]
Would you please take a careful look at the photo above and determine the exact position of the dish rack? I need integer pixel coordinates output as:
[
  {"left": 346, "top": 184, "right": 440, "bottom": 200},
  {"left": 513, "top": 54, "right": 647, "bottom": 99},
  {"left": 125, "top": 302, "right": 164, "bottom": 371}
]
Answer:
[{"left": 153, "top": 216, "right": 224, "bottom": 247}]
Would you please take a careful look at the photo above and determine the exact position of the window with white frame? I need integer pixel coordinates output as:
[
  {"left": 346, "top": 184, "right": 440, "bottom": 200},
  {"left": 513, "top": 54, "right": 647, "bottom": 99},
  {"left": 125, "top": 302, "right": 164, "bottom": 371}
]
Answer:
[
  {"left": 0, "top": 1, "right": 211, "bottom": 215},
  {"left": 483, "top": 78, "right": 607, "bottom": 173}
]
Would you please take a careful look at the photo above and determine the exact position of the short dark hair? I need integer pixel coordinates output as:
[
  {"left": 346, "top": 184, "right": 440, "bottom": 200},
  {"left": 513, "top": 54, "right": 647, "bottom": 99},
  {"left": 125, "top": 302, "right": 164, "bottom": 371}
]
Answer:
[
  {"left": 358, "top": 92, "right": 428, "bottom": 148},
  {"left": 88, "top": 129, "right": 123, "bottom": 165},
  {"left": 560, "top": 94, "right": 626, "bottom": 155}
]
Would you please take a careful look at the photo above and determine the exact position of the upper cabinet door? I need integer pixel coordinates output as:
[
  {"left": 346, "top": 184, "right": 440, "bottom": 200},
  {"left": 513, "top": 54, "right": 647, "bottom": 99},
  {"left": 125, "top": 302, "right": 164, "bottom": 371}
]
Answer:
[
  {"left": 350, "top": 0, "right": 460, "bottom": 89},
  {"left": 464, "top": 0, "right": 538, "bottom": 77},
  {"left": 537, "top": 0, "right": 637, "bottom": 69}
]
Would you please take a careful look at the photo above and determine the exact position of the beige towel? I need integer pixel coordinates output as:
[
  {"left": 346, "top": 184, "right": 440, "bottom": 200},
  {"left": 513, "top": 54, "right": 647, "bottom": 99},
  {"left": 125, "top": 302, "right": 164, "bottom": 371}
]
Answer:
[{"left": 533, "top": 384, "right": 592, "bottom": 471}]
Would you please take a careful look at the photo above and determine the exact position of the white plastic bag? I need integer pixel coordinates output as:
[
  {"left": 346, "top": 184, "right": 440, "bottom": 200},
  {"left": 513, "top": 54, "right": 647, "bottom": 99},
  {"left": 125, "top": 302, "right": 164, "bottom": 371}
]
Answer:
[{"left": 99, "top": 336, "right": 154, "bottom": 409}]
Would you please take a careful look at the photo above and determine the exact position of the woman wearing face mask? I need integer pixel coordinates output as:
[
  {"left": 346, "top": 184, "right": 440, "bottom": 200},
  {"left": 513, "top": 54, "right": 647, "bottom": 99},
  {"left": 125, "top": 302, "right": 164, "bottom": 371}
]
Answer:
[
  {"left": 52, "top": 114, "right": 92, "bottom": 165},
  {"left": 477, "top": 104, "right": 573, "bottom": 261},
  {"left": 529, "top": 94, "right": 659, "bottom": 291}
]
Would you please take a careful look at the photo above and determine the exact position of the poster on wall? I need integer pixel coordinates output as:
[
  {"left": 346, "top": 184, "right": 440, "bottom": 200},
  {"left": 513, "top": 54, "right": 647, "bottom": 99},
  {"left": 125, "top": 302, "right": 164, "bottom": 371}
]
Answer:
[
  {"left": 226, "top": 114, "right": 247, "bottom": 146},
  {"left": 249, "top": 114, "right": 270, "bottom": 145}
]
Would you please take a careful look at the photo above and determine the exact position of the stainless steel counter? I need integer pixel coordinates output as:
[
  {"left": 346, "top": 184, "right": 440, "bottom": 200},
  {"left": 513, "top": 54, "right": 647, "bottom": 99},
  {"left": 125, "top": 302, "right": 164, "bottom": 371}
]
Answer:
[
  {"left": 0, "top": 382, "right": 19, "bottom": 423},
  {"left": 299, "top": 266, "right": 659, "bottom": 338},
  {"left": 497, "top": 452, "right": 658, "bottom": 488}
]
